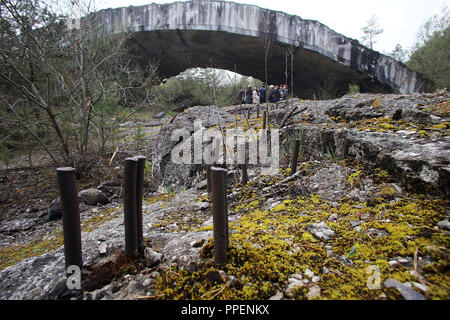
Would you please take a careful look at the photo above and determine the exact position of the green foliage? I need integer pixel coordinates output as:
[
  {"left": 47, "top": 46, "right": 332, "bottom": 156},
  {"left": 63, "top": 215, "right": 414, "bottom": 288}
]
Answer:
[
  {"left": 389, "top": 44, "right": 409, "bottom": 63},
  {"left": 348, "top": 82, "right": 360, "bottom": 95},
  {"left": 144, "top": 161, "right": 152, "bottom": 184},
  {"left": 133, "top": 126, "right": 146, "bottom": 150},
  {"left": 407, "top": 27, "right": 450, "bottom": 89},
  {"left": 0, "top": 0, "right": 159, "bottom": 170},
  {"left": 156, "top": 68, "right": 258, "bottom": 108},
  {"left": 326, "top": 143, "right": 338, "bottom": 163},
  {"left": 407, "top": 7, "right": 450, "bottom": 90}
]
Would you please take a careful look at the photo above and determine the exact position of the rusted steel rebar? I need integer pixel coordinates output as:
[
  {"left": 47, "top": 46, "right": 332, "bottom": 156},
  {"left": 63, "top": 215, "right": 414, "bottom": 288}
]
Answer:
[
  {"left": 290, "top": 139, "right": 301, "bottom": 175},
  {"left": 241, "top": 142, "right": 249, "bottom": 185},
  {"left": 124, "top": 157, "right": 138, "bottom": 257},
  {"left": 262, "top": 110, "right": 267, "bottom": 129},
  {"left": 206, "top": 164, "right": 212, "bottom": 194},
  {"left": 241, "top": 163, "right": 248, "bottom": 185},
  {"left": 57, "top": 167, "right": 82, "bottom": 269},
  {"left": 210, "top": 166, "right": 228, "bottom": 265},
  {"left": 135, "top": 156, "right": 146, "bottom": 256}
]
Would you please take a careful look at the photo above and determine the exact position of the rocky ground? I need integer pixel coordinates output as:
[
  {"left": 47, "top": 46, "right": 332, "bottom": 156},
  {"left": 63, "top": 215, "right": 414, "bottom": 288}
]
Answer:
[{"left": 0, "top": 92, "right": 448, "bottom": 300}]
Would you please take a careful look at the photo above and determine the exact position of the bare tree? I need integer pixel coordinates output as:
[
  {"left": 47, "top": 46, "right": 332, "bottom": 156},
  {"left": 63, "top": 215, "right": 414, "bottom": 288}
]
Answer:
[
  {"left": 0, "top": 0, "right": 159, "bottom": 171},
  {"left": 361, "top": 15, "right": 384, "bottom": 50}
]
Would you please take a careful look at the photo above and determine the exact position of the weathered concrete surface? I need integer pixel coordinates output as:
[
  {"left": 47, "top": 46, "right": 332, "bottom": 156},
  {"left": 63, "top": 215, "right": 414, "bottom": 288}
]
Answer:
[
  {"left": 0, "top": 188, "right": 212, "bottom": 299},
  {"left": 77, "top": 0, "right": 427, "bottom": 96},
  {"left": 152, "top": 105, "right": 234, "bottom": 192}
]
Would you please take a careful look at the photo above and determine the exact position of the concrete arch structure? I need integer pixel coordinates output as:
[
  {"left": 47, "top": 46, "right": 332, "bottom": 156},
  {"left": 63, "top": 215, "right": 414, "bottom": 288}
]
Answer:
[{"left": 80, "top": 0, "right": 427, "bottom": 97}]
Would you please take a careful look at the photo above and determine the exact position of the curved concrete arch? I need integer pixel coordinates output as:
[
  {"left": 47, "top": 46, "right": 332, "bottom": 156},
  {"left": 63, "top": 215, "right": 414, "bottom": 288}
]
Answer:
[{"left": 82, "top": 0, "right": 427, "bottom": 96}]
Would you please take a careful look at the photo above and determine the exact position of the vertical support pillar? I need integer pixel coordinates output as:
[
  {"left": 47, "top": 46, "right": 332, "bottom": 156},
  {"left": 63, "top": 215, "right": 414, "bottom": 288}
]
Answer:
[
  {"left": 57, "top": 167, "right": 82, "bottom": 269},
  {"left": 262, "top": 110, "right": 267, "bottom": 129},
  {"left": 124, "top": 157, "right": 138, "bottom": 257},
  {"left": 135, "top": 156, "right": 146, "bottom": 256},
  {"left": 241, "top": 142, "right": 248, "bottom": 185},
  {"left": 206, "top": 164, "right": 212, "bottom": 194},
  {"left": 210, "top": 166, "right": 228, "bottom": 265},
  {"left": 290, "top": 139, "right": 301, "bottom": 175}
]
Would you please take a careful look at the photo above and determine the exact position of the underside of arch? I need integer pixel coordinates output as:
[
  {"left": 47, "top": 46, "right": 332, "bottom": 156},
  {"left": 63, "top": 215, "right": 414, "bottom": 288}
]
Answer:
[{"left": 129, "top": 29, "right": 393, "bottom": 98}]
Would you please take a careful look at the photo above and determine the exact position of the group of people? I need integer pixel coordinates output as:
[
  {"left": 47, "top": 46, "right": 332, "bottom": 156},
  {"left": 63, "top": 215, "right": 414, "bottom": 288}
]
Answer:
[{"left": 243, "top": 84, "right": 289, "bottom": 104}]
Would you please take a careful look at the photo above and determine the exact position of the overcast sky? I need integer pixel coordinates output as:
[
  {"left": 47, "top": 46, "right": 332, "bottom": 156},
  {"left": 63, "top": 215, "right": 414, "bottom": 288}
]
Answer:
[{"left": 96, "top": 0, "right": 449, "bottom": 53}]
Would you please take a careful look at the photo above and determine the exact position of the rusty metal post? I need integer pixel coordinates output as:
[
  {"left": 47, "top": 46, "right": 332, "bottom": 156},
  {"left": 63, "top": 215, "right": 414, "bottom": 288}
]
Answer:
[
  {"left": 224, "top": 167, "right": 229, "bottom": 251},
  {"left": 124, "top": 157, "right": 138, "bottom": 257},
  {"left": 57, "top": 167, "right": 82, "bottom": 269},
  {"left": 290, "top": 139, "right": 301, "bottom": 175},
  {"left": 241, "top": 142, "right": 249, "bottom": 185},
  {"left": 211, "top": 166, "right": 228, "bottom": 265},
  {"left": 206, "top": 164, "right": 212, "bottom": 194},
  {"left": 262, "top": 110, "right": 267, "bottom": 129},
  {"left": 135, "top": 156, "right": 146, "bottom": 256},
  {"left": 241, "top": 163, "right": 248, "bottom": 185}
]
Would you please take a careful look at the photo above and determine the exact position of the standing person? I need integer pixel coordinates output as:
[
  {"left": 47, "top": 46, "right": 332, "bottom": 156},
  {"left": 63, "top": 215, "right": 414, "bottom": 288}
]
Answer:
[
  {"left": 253, "top": 87, "right": 260, "bottom": 104},
  {"left": 279, "top": 85, "right": 285, "bottom": 101},
  {"left": 268, "top": 85, "right": 275, "bottom": 103},
  {"left": 273, "top": 86, "right": 281, "bottom": 103},
  {"left": 245, "top": 85, "right": 253, "bottom": 104},
  {"left": 259, "top": 84, "right": 266, "bottom": 103}
]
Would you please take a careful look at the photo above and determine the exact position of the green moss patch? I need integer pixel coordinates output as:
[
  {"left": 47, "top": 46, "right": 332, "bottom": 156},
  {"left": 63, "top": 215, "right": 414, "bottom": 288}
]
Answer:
[{"left": 153, "top": 188, "right": 449, "bottom": 300}]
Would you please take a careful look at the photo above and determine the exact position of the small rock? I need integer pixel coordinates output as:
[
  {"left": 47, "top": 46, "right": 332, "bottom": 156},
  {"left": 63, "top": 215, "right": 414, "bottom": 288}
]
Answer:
[
  {"left": 78, "top": 188, "right": 109, "bottom": 206},
  {"left": 367, "top": 228, "right": 390, "bottom": 238},
  {"left": 144, "top": 248, "right": 162, "bottom": 267},
  {"left": 48, "top": 198, "right": 62, "bottom": 221},
  {"left": 291, "top": 273, "right": 302, "bottom": 280},
  {"left": 269, "top": 290, "right": 284, "bottom": 300},
  {"left": 412, "top": 282, "right": 428, "bottom": 292},
  {"left": 306, "top": 285, "right": 321, "bottom": 299},
  {"left": 397, "top": 257, "right": 410, "bottom": 264},
  {"left": 349, "top": 220, "right": 362, "bottom": 227},
  {"left": 285, "top": 277, "right": 304, "bottom": 298},
  {"left": 191, "top": 239, "right": 205, "bottom": 248},
  {"left": 328, "top": 213, "right": 338, "bottom": 221},
  {"left": 402, "top": 282, "right": 412, "bottom": 288},
  {"left": 312, "top": 276, "right": 321, "bottom": 283},
  {"left": 99, "top": 242, "right": 107, "bottom": 254},
  {"left": 340, "top": 254, "right": 353, "bottom": 266},
  {"left": 437, "top": 220, "right": 450, "bottom": 231},
  {"left": 205, "top": 270, "right": 223, "bottom": 286},
  {"left": 388, "top": 260, "right": 398, "bottom": 267},
  {"left": 90, "top": 285, "right": 110, "bottom": 300},
  {"left": 125, "top": 280, "right": 139, "bottom": 294},
  {"left": 307, "top": 222, "right": 335, "bottom": 241},
  {"left": 26, "top": 207, "right": 38, "bottom": 214},
  {"left": 384, "top": 278, "right": 426, "bottom": 300},
  {"left": 153, "top": 111, "right": 166, "bottom": 119},
  {"left": 218, "top": 270, "right": 227, "bottom": 279},
  {"left": 304, "top": 269, "right": 315, "bottom": 278},
  {"left": 150, "top": 271, "right": 160, "bottom": 278},
  {"left": 143, "top": 278, "right": 153, "bottom": 287},
  {"left": 195, "top": 202, "right": 209, "bottom": 210}
]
